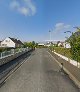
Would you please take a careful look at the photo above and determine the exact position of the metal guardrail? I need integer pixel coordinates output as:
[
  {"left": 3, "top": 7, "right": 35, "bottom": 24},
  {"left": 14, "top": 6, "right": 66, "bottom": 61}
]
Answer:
[{"left": 0, "top": 48, "right": 31, "bottom": 59}]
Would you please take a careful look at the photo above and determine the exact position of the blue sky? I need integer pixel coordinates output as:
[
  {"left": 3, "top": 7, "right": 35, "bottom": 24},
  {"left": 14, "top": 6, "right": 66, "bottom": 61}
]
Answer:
[{"left": 0, "top": 0, "right": 80, "bottom": 42}]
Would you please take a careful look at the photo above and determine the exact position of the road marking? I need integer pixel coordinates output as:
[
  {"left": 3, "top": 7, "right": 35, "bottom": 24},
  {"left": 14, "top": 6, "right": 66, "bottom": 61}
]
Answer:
[
  {"left": 47, "top": 51, "right": 80, "bottom": 88},
  {"left": 47, "top": 51, "right": 62, "bottom": 67}
]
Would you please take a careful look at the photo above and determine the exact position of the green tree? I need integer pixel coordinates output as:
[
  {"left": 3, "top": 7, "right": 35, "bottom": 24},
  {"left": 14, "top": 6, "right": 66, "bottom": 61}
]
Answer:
[
  {"left": 24, "top": 41, "right": 37, "bottom": 48},
  {"left": 69, "top": 30, "right": 80, "bottom": 66}
]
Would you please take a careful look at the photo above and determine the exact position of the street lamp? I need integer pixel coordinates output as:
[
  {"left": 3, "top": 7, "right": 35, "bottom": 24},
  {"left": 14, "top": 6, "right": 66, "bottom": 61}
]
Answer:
[
  {"left": 64, "top": 31, "right": 72, "bottom": 61},
  {"left": 64, "top": 31, "right": 71, "bottom": 33},
  {"left": 73, "top": 27, "right": 80, "bottom": 31},
  {"left": 49, "top": 30, "right": 53, "bottom": 51},
  {"left": 49, "top": 30, "right": 51, "bottom": 42},
  {"left": 64, "top": 31, "right": 72, "bottom": 48}
]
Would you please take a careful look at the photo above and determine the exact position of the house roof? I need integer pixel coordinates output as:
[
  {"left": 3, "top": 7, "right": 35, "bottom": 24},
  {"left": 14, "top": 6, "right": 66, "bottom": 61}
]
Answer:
[{"left": 9, "top": 37, "right": 23, "bottom": 45}]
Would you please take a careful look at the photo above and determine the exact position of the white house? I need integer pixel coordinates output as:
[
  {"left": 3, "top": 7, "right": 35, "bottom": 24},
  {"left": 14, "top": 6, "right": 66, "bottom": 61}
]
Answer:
[
  {"left": 63, "top": 42, "right": 71, "bottom": 48},
  {"left": 38, "top": 43, "right": 45, "bottom": 46},
  {"left": 0, "top": 37, "right": 23, "bottom": 48},
  {"left": 58, "top": 42, "right": 63, "bottom": 47},
  {"left": 57, "top": 41, "right": 64, "bottom": 47}
]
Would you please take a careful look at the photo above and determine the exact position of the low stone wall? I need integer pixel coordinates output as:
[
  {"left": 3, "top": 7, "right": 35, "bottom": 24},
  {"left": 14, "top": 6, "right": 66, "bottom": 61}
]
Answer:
[
  {"left": 54, "top": 51, "right": 80, "bottom": 68},
  {"left": 0, "top": 49, "right": 32, "bottom": 66}
]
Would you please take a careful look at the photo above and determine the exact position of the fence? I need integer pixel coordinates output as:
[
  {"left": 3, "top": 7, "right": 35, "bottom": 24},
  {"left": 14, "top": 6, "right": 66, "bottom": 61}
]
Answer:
[{"left": 0, "top": 48, "right": 30, "bottom": 59}]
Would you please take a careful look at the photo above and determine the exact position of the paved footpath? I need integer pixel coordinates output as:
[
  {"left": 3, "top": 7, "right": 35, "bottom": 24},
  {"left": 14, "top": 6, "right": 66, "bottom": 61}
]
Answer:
[{"left": 0, "top": 48, "right": 79, "bottom": 92}]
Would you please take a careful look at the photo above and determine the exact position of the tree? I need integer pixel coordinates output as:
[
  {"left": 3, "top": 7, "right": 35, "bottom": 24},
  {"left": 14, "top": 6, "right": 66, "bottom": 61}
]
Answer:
[
  {"left": 24, "top": 41, "right": 37, "bottom": 48},
  {"left": 32, "top": 41, "right": 36, "bottom": 48},
  {"left": 69, "top": 30, "right": 80, "bottom": 66}
]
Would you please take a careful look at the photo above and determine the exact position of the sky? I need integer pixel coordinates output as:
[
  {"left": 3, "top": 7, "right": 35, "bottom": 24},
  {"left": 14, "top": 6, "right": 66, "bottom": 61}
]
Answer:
[{"left": 0, "top": 0, "right": 80, "bottom": 42}]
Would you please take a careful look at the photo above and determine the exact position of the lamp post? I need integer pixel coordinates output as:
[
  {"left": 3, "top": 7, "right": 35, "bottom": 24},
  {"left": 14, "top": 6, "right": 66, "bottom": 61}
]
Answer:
[
  {"left": 49, "top": 30, "right": 51, "bottom": 43},
  {"left": 49, "top": 30, "right": 53, "bottom": 51},
  {"left": 64, "top": 31, "right": 71, "bottom": 56},
  {"left": 64, "top": 31, "right": 72, "bottom": 62},
  {"left": 64, "top": 31, "right": 74, "bottom": 44},
  {"left": 73, "top": 27, "right": 80, "bottom": 31}
]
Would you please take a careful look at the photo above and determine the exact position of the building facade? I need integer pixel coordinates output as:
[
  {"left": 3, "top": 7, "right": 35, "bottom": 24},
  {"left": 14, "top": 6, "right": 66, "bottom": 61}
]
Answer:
[{"left": 0, "top": 37, "right": 23, "bottom": 48}]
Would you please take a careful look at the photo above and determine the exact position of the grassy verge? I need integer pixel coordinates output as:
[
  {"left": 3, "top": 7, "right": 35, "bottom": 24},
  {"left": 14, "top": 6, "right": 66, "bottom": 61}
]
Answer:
[{"left": 50, "top": 47, "right": 72, "bottom": 59}]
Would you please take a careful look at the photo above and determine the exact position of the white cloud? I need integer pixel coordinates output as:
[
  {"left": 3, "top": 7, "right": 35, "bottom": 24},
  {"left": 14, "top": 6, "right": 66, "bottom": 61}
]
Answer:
[
  {"left": 10, "top": 0, "right": 36, "bottom": 16},
  {"left": 55, "top": 23, "right": 71, "bottom": 31},
  {"left": 18, "top": 7, "right": 29, "bottom": 16}
]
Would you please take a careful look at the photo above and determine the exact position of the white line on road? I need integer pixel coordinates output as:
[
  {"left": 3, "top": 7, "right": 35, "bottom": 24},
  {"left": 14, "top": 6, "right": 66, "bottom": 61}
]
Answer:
[{"left": 47, "top": 51, "right": 62, "bottom": 67}]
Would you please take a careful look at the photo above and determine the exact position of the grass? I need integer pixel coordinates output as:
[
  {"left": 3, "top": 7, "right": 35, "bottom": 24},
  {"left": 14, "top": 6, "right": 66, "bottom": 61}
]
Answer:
[{"left": 50, "top": 47, "right": 72, "bottom": 59}]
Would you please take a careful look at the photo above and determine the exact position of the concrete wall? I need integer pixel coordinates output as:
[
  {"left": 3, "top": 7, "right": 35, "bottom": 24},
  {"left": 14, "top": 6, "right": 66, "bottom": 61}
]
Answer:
[{"left": 0, "top": 49, "right": 32, "bottom": 66}]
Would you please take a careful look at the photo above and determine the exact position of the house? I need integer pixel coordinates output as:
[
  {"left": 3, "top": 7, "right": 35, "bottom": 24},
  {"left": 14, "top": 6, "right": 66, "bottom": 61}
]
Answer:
[
  {"left": 45, "top": 42, "right": 54, "bottom": 47},
  {"left": 57, "top": 41, "right": 64, "bottom": 47},
  {"left": 38, "top": 43, "right": 45, "bottom": 46},
  {"left": 57, "top": 41, "right": 71, "bottom": 48},
  {"left": 0, "top": 37, "right": 23, "bottom": 48},
  {"left": 63, "top": 42, "right": 71, "bottom": 48}
]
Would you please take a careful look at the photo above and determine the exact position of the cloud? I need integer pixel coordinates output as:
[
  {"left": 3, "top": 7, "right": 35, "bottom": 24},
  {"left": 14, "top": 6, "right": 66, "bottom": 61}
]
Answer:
[
  {"left": 10, "top": 0, "right": 36, "bottom": 16},
  {"left": 18, "top": 7, "right": 29, "bottom": 16},
  {"left": 55, "top": 23, "right": 71, "bottom": 31}
]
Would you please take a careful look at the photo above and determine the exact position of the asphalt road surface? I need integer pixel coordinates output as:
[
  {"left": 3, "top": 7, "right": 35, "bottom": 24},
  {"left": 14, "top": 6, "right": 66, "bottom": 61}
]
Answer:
[{"left": 0, "top": 48, "right": 79, "bottom": 92}]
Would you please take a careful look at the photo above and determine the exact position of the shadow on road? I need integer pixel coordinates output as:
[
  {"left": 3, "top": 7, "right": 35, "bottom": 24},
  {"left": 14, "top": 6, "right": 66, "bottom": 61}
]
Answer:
[{"left": 0, "top": 50, "right": 33, "bottom": 87}]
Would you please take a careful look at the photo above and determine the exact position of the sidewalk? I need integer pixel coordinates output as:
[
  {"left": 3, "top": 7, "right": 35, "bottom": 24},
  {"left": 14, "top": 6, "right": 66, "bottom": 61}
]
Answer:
[{"left": 49, "top": 50, "right": 80, "bottom": 88}]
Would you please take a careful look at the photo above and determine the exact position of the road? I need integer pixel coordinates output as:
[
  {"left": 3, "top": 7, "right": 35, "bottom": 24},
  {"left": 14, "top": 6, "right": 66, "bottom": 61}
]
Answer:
[{"left": 0, "top": 48, "right": 79, "bottom": 92}]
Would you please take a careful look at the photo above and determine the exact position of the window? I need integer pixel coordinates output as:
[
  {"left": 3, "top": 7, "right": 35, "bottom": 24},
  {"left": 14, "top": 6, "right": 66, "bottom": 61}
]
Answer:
[
  {"left": 2, "top": 44, "right": 7, "bottom": 46},
  {"left": 5, "top": 40, "right": 10, "bottom": 42}
]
